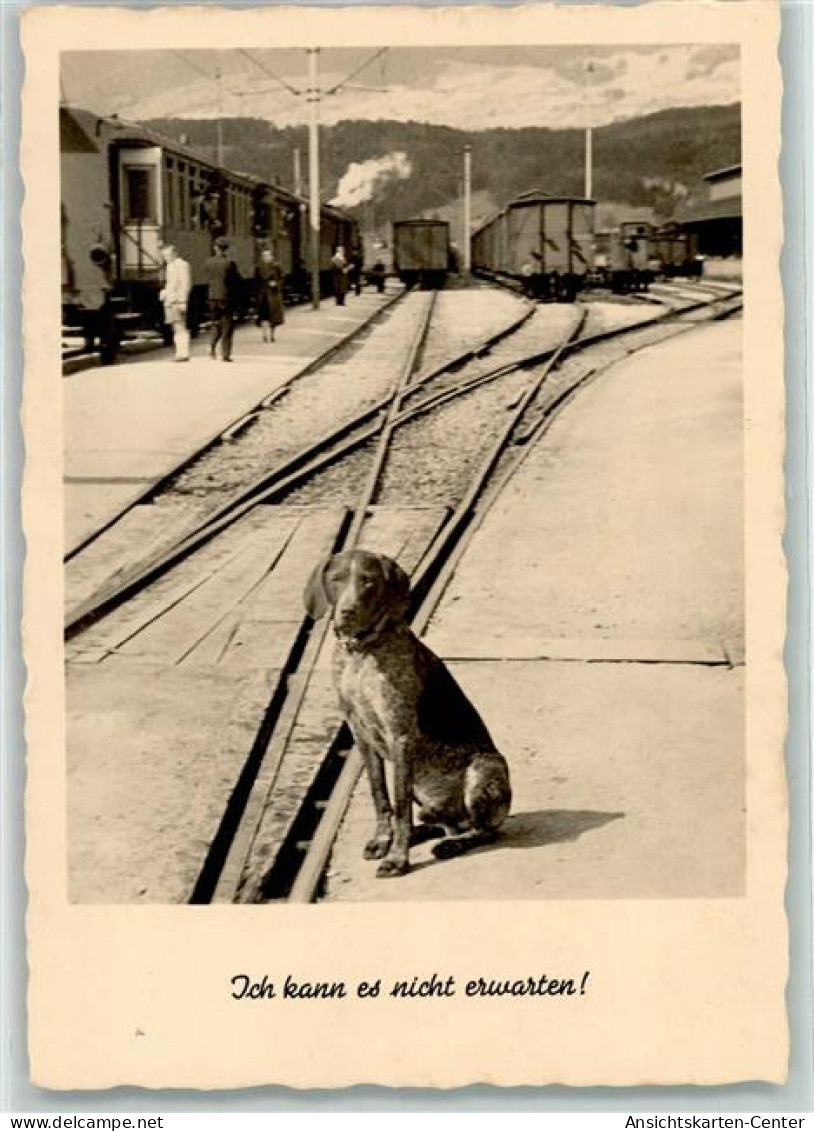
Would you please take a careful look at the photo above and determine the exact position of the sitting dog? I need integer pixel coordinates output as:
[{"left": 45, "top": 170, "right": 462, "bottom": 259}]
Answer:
[{"left": 304, "top": 550, "right": 512, "bottom": 877}]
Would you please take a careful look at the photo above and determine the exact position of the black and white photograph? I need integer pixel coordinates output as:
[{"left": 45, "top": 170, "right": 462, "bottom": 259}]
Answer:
[
  {"left": 21, "top": 0, "right": 787, "bottom": 1090},
  {"left": 60, "top": 40, "right": 745, "bottom": 905}
]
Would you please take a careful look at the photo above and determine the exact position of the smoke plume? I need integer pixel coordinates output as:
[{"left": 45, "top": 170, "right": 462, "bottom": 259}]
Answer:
[{"left": 330, "top": 152, "right": 412, "bottom": 209}]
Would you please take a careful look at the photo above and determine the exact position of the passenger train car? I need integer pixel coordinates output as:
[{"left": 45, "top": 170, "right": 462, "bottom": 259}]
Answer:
[
  {"left": 471, "top": 190, "right": 595, "bottom": 302},
  {"left": 60, "top": 107, "right": 359, "bottom": 360}
]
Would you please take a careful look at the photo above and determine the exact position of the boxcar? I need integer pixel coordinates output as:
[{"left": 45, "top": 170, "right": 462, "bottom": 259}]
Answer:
[
  {"left": 652, "top": 222, "right": 703, "bottom": 278},
  {"left": 472, "top": 191, "right": 595, "bottom": 301},
  {"left": 392, "top": 219, "right": 450, "bottom": 288},
  {"left": 594, "top": 221, "right": 655, "bottom": 293}
]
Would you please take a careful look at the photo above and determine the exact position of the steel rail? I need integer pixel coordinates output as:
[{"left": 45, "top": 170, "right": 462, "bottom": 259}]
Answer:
[
  {"left": 66, "top": 288, "right": 738, "bottom": 640},
  {"left": 279, "top": 288, "right": 742, "bottom": 904},
  {"left": 282, "top": 306, "right": 588, "bottom": 905},
  {"left": 63, "top": 285, "right": 409, "bottom": 563},
  {"left": 64, "top": 296, "right": 535, "bottom": 638},
  {"left": 193, "top": 291, "right": 438, "bottom": 904}
]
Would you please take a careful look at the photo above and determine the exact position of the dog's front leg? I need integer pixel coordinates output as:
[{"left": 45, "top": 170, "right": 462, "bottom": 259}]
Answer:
[
  {"left": 377, "top": 739, "right": 413, "bottom": 878},
  {"left": 359, "top": 741, "right": 393, "bottom": 860}
]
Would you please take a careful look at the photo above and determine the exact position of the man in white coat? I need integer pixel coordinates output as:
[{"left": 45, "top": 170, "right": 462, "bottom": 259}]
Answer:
[{"left": 160, "top": 245, "right": 192, "bottom": 362}]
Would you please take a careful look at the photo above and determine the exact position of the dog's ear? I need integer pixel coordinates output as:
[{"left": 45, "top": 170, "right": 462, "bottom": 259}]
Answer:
[
  {"left": 378, "top": 555, "right": 411, "bottom": 617},
  {"left": 303, "top": 555, "right": 334, "bottom": 620}
]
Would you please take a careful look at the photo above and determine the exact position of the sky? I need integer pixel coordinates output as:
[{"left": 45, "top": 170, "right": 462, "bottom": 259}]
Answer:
[{"left": 61, "top": 45, "right": 740, "bottom": 132}]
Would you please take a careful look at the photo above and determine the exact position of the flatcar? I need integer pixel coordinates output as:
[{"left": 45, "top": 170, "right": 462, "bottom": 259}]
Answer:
[
  {"left": 471, "top": 190, "right": 595, "bottom": 302},
  {"left": 60, "top": 107, "right": 359, "bottom": 361},
  {"left": 392, "top": 219, "right": 450, "bottom": 289}
]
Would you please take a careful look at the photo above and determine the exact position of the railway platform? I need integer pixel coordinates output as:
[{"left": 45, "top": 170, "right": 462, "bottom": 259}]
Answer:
[
  {"left": 325, "top": 315, "right": 744, "bottom": 901},
  {"left": 63, "top": 287, "right": 399, "bottom": 553}
]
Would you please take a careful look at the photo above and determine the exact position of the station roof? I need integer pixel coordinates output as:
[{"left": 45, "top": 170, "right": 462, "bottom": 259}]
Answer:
[
  {"left": 703, "top": 163, "right": 742, "bottom": 183},
  {"left": 674, "top": 194, "right": 743, "bottom": 226},
  {"left": 511, "top": 188, "right": 595, "bottom": 206}
]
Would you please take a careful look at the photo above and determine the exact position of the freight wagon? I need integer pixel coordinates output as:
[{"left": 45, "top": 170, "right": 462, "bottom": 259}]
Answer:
[
  {"left": 60, "top": 106, "right": 359, "bottom": 362},
  {"left": 594, "top": 221, "right": 655, "bottom": 293},
  {"left": 392, "top": 219, "right": 450, "bottom": 289},
  {"left": 652, "top": 222, "right": 703, "bottom": 279},
  {"left": 471, "top": 190, "right": 595, "bottom": 302}
]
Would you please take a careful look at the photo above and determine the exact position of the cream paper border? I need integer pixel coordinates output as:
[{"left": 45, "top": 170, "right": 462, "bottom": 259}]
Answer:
[{"left": 22, "top": 2, "right": 786, "bottom": 1089}]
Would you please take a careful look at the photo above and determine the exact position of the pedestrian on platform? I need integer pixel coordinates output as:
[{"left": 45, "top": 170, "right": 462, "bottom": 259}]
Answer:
[
  {"left": 205, "top": 236, "right": 242, "bottom": 362},
  {"left": 370, "top": 260, "right": 387, "bottom": 294},
  {"left": 332, "top": 246, "right": 349, "bottom": 306},
  {"left": 350, "top": 246, "right": 364, "bottom": 296},
  {"left": 159, "top": 244, "right": 192, "bottom": 363},
  {"left": 255, "top": 247, "right": 285, "bottom": 343}
]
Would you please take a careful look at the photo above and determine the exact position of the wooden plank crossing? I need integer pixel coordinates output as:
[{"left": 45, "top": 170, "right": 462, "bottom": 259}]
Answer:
[
  {"left": 66, "top": 505, "right": 346, "bottom": 903},
  {"left": 64, "top": 500, "right": 211, "bottom": 621}
]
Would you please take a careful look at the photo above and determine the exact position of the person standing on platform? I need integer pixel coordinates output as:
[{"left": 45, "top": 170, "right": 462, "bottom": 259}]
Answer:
[
  {"left": 370, "top": 260, "right": 387, "bottom": 294},
  {"left": 159, "top": 244, "right": 192, "bottom": 363},
  {"left": 205, "top": 236, "right": 241, "bottom": 362},
  {"left": 350, "top": 245, "right": 364, "bottom": 296},
  {"left": 332, "top": 246, "right": 349, "bottom": 306},
  {"left": 255, "top": 247, "right": 285, "bottom": 343}
]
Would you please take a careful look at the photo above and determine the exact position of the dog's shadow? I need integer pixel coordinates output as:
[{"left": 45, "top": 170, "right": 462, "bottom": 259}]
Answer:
[
  {"left": 409, "top": 809, "right": 625, "bottom": 872},
  {"left": 500, "top": 808, "right": 625, "bottom": 849}
]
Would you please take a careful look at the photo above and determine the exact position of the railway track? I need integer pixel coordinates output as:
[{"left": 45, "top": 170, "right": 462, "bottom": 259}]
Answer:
[
  {"left": 247, "top": 283, "right": 743, "bottom": 906},
  {"left": 64, "top": 281, "right": 740, "bottom": 905},
  {"left": 65, "top": 287, "right": 535, "bottom": 630},
  {"left": 64, "top": 285, "right": 409, "bottom": 561}
]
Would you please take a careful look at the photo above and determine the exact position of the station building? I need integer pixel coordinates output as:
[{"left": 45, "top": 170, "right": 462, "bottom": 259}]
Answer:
[{"left": 676, "top": 164, "right": 742, "bottom": 259}]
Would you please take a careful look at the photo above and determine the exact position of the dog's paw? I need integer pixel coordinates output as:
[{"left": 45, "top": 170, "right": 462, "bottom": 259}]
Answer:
[
  {"left": 376, "top": 857, "right": 410, "bottom": 878},
  {"left": 363, "top": 835, "right": 392, "bottom": 860}
]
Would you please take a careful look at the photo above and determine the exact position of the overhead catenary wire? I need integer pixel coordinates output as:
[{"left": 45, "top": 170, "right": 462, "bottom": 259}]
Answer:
[
  {"left": 324, "top": 47, "right": 389, "bottom": 96},
  {"left": 237, "top": 48, "right": 303, "bottom": 97}
]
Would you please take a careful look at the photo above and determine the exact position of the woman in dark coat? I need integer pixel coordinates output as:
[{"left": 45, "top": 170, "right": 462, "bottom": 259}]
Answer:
[{"left": 255, "top": 248, "right": 285, "bottom": 342}]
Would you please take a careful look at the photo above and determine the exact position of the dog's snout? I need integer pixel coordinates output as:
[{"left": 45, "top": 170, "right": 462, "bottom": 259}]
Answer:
[{"left": 332, "top": 568, "right": 380, "bottom": 634}]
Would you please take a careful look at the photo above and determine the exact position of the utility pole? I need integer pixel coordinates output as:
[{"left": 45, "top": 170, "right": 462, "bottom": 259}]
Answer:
[
  {"left": 584, "top": 59, "right": 594, "bottom": 199},
  {"left": 585, "top": 125, "right": 592, "bottom": 198},
  {"left": 215, "top": 66, "right": 225, "bottom": 167},
  {"left": 307, "top": 48, "right": 321, "bottom": 309},
  {"left": 293, "top": 146, "right": 302, "bottom": 197},
  {"left": 463, "top": 144, "right": 472, "bottom": 273}
]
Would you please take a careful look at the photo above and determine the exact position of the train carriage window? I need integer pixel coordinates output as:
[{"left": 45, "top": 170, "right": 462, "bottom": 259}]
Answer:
[
  {"left": 175, "top": 164, "right": 185, "bottom": 228},
  {"left": 178, "top": 162, "right": 188, "bottom": 227},
  {"left": 186, "top": 167, "right": 196, "bottom": 228},
  {"left": 164, "top": 158, "right": 175, "bottom": 225},
  {"left": 123, "top": 165, "right": 157, "bottom": 223}
]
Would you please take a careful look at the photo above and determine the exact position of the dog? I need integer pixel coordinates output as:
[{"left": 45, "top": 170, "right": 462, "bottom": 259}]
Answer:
[{"left": 304, "top": 550, "right": 511, "bottom": 877}]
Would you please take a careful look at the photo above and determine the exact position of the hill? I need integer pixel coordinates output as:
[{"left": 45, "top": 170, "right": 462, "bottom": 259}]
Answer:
[{"left": 144, "top": 104, "right": 741, "bottom": 236}]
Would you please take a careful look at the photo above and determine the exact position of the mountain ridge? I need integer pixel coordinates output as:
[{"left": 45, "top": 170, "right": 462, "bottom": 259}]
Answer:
[{"left": 143, "top": 103, "right": 741, "bottom": 231}]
